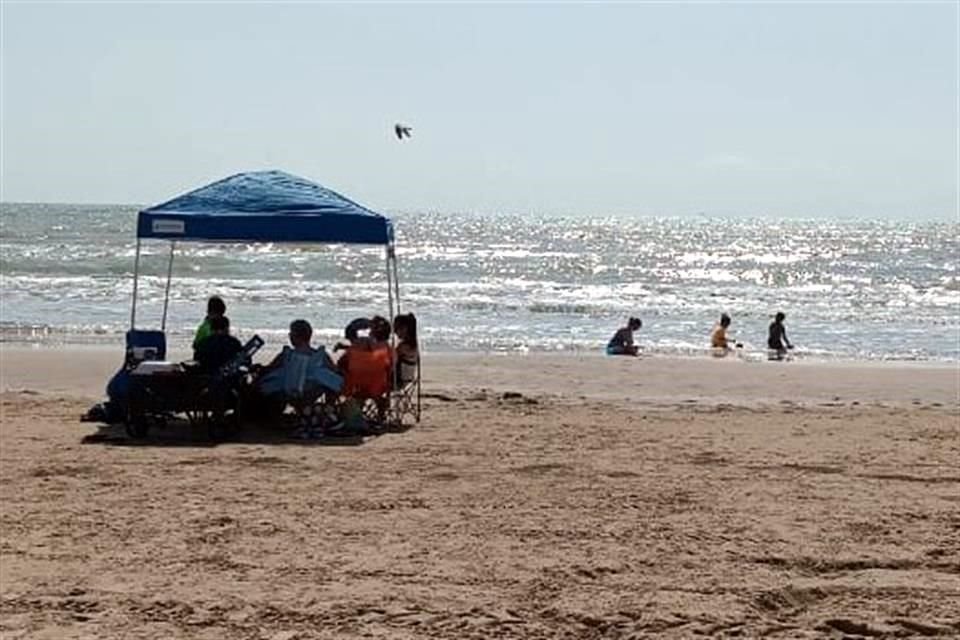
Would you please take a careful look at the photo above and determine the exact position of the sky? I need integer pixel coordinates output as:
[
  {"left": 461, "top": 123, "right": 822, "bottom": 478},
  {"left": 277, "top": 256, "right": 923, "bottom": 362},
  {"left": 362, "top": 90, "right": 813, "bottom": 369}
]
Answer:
[{"left": 1, "top": 2, "right": 957, "bottom": 219}]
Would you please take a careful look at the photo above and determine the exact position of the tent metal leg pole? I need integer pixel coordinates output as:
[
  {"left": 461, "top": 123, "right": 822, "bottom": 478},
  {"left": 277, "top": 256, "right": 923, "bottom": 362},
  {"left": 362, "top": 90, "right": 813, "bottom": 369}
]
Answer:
[
  {"left": 385, "top": 246, "right": 397, "bottom": 422},
  {"left": 391, "top": 252, "right": 417, "bottom": 421},
  {"left": 386, "top": 247, "right": 395, "bottom": 330},
  {"left": 130, "top": 238, "right": 142, "bottom": 330},
  {"left": 392, "top": 253, "right": 401, "bottom": 314},
  {"left": 160, "top": 241, "right": 176, "bottom": 332}
]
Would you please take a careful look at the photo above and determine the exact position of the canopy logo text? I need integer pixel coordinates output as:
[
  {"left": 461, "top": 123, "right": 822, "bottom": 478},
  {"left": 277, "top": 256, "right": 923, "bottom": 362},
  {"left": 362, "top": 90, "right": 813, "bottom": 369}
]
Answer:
[{"left": 152, "top": 219, "right": 185, "bottom": 234}]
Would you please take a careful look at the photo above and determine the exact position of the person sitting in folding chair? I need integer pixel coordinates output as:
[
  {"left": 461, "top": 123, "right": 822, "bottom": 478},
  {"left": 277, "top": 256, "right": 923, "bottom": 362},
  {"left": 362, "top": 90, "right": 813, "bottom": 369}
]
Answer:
[
  {"left": 338, "top": 316, "right": 393, "bottom": 431},
  {"left": 255, "top": 319, "right": 343, "bottom": 437},
  {"left": 389, "top": 313, "right": 421, "bottom": 426},
  {"left": 194, "top": 316, "right": 243, "bottom": 373},
  {"left": 393, "top": 313, "right": 419, "bottom": 387}
]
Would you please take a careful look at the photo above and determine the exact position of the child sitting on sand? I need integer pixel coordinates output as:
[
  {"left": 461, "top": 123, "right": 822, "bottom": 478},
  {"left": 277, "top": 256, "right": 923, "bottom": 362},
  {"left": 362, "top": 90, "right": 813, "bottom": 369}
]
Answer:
[
  {"left": 767, "top": 312, "right": 794, "bottom": 361},
  {"left": 710, "top": 313, "right": 742, "bottom": 356},
  {"left": 607, "top": 317, "right": 642, "bottom": 356}
]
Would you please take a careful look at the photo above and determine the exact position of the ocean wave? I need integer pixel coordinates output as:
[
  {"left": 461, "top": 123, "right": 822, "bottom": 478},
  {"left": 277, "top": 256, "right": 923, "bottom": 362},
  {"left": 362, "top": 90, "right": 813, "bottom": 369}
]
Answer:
[
  {"left": 3, "top": 322, "right": 955, "bottom": 363},
  {"left": 2, "top": 206, "right": 957, "bottom": 362}
]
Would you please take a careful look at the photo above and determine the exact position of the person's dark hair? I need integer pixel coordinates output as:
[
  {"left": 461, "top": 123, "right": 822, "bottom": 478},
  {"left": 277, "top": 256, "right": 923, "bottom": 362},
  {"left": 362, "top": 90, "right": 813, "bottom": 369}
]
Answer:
[
  {"left": 720, "top": 313, "right": 731, "bottom": 327},
  {"left": 209, "top": 315, "right": 230, "bottom": 333},
  {"left": 370, "top": 315, "right": 392, "bottom": 342},
  {"left": 290, "top": 319, "right": 312, "bottom": 342},
  {"left": 394, "top": 313, "right": 418, "bottom": 348},
  {"left": 775, "top": 312, "right": 785, "bottom": 323},
  {"left": 207, "top": 296, "right": 226, "bottom": 316},
  {"left": 628, "top": 317, "right": 642, "bottom": 330},
  {"left": 344, "top": 317, "right": 371, "bottom": 341}
]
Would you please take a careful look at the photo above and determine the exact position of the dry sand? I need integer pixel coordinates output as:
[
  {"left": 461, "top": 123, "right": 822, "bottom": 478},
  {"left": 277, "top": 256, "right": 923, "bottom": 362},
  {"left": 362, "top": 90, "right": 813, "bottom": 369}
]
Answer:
[{"left": 1, "top": 346, "right": 958, "bottom": 639}]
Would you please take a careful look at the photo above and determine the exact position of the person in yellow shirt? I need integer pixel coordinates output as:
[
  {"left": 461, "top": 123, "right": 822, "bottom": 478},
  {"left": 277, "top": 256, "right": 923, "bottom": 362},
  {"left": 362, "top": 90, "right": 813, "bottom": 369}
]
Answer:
[{"left": 193, "top": 295, "right": 226, "bottom": 353}]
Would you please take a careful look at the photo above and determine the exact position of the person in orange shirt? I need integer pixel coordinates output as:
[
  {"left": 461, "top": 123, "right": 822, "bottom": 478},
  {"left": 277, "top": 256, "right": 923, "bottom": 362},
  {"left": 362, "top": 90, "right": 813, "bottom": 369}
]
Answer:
[{"left": 340, "top": 316, "right": 393, "bottom": 398}]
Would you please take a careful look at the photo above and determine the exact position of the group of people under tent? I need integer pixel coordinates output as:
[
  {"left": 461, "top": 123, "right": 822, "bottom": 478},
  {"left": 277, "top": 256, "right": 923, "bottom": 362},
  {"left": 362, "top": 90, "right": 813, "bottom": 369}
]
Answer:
[
  {"left": 83, "top": 295, "right": 419, "bottom": 435},
  {"left": 606, "top": 312, "right": 794, "bottom": 360},
  {"left": 192, "top": 296, "right": 419, "bottom": 437}
]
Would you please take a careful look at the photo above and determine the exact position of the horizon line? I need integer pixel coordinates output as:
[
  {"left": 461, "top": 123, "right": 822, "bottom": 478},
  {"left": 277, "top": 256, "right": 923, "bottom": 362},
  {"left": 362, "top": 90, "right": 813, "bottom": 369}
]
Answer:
[{"left": 0, "top": 200, "right": 956, "bottom": 223}]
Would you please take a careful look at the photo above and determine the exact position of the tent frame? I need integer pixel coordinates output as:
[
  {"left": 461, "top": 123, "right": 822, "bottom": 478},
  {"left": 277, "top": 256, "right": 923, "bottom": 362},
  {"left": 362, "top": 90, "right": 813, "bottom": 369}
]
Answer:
[
  {"left": 129, "top": 238, "right": 401, "bottom": 332},
  {"left": 128, "top": 235, "right": 418, "bottom": 424}
]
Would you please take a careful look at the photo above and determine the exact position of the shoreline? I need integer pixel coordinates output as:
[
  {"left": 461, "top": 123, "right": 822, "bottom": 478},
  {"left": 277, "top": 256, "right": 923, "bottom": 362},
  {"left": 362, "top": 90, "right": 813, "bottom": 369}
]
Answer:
[
  {"left": 2, "top": 344, "right": 957, "bottom": 409},
  {"left": 2, "top": 338, "right": 958, "bottom": 368}
]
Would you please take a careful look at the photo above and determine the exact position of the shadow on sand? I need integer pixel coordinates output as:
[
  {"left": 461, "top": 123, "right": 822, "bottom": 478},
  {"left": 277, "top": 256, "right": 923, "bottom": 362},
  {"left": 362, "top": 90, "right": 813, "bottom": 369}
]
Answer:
[{"left": 80, "top": 416, "right": 412, "bottom": 449}]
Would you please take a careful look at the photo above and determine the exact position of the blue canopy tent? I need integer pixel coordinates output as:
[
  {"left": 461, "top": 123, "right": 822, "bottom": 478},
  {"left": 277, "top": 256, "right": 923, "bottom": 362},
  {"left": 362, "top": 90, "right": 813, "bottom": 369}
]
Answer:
[
  {"left": 111, "top": 169, "right": 420, "bottom": 433},
  {"left": 130, "top": 170, "right": 401, "bottom": 332}
]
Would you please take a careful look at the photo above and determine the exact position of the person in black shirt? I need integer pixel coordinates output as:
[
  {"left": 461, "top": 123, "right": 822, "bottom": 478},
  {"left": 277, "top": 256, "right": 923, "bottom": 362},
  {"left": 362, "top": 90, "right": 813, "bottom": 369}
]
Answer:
[
  {"left": 194, "top": 315, "right": 242, "bottom": 373},
  {"left": 767, "top": 312, "right": 793, "bottom": 360}
]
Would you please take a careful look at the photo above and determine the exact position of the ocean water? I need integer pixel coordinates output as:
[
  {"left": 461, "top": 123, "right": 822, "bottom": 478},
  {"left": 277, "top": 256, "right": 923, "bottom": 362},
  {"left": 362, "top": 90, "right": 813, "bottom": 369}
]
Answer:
[{"left": 1, "top": 203, "right": 958, "bottom": 361}]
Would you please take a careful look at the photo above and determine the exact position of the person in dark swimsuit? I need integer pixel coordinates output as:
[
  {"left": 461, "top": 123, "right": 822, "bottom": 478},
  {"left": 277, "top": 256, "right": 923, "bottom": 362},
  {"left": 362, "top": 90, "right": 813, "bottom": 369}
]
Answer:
[
  {"left": 767, "top": 312, "right": 793, "bottom": 360},
  {"left": 607, "top": 317, "right": 642, "bottom": 356}
]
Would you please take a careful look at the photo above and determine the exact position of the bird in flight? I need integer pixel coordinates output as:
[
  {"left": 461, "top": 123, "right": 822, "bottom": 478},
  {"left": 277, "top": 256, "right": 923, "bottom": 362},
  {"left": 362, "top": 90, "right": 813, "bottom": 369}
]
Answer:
[{"left": 394, "top": 123, "right": 412, "bottom": 140}]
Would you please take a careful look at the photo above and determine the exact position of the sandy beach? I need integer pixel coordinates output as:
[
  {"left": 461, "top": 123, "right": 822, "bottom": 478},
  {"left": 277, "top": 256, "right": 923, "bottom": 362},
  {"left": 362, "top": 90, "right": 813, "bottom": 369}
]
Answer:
[{"left": 1, "top": 346, "right": 958, "bottom": 638}]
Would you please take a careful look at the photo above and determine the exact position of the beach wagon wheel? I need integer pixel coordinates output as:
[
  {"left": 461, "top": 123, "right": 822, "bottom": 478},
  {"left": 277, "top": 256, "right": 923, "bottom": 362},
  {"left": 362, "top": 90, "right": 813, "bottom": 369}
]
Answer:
[
  {"left": 125, "top": 390, "right": 150, "bottom": 439},
  {"left": 205, "top": 389, "right": 240, "bottom": 442},
  {"left": 125, "top": 412, "right": 149, "bottom": 439},
  {"left": 206, "top": 409, "right": 236, "bottom": 442}
]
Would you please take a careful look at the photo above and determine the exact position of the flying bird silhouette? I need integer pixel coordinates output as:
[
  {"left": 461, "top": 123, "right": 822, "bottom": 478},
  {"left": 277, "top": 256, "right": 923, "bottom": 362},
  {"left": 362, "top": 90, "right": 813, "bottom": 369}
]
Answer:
[{"left": 394, "top": 123, "right": 412, "bottom": 140}]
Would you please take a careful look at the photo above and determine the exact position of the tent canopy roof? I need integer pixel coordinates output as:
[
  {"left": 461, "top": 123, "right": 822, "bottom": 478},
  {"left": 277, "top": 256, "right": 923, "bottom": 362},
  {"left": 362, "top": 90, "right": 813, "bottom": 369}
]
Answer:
[{"left": 137, "top": 170, "right": 392, "bottom": 245}]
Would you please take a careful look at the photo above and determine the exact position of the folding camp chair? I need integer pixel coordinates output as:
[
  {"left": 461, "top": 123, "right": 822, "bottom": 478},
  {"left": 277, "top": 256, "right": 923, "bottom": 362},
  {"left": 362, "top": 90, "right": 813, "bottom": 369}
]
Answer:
[
  {"left": 256, "top": 347, "right": 343, "bottom": 437},
  {"left": 339, "top": 346, "right": 422, "bottom": 433},
  {"left": 385, "top": 358, "right": 421, "bottom": 428}
]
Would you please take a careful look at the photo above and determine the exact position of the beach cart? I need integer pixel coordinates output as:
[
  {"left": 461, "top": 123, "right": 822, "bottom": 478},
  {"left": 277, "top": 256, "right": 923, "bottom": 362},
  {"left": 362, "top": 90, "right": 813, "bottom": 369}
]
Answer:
[{"left": 123, "top": 170, "right": 420, "bottom": 438}]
